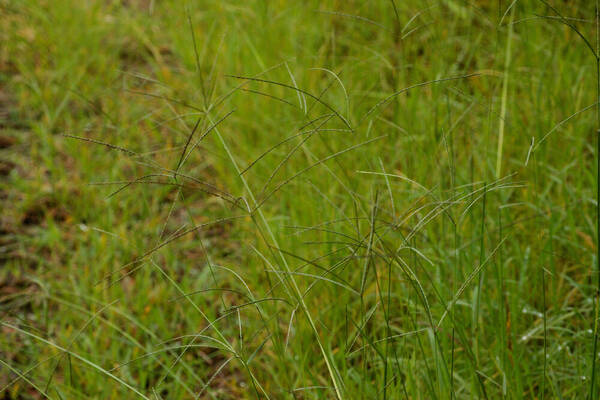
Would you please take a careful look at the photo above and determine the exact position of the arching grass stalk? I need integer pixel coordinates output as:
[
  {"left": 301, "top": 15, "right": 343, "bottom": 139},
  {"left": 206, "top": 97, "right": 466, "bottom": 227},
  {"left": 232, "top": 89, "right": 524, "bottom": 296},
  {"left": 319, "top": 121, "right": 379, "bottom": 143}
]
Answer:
[
  {"left": 209, "top": 115, "right": 345, "bottom": 400},
  {"left": 533, "top": 2, "right": 600, "bottom": 396}
]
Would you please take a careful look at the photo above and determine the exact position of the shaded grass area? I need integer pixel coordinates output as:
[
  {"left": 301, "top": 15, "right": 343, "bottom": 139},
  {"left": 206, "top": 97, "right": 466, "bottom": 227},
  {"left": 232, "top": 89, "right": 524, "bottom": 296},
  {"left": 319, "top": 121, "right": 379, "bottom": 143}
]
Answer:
[{"left": 0, "top": 0, "right": 598, "bottom": 398}]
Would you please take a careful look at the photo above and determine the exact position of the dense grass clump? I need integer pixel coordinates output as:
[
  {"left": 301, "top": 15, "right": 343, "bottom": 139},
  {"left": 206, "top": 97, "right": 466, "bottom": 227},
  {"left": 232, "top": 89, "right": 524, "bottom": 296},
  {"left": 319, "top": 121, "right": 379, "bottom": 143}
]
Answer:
[{"left": 1, "top": 1, "right": 599, "bottom": 398}]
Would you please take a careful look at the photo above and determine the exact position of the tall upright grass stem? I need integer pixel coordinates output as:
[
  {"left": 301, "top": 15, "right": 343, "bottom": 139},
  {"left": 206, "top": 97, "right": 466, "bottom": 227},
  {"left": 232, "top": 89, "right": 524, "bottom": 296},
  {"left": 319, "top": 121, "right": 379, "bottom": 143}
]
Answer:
[
  {"left": 591, "top": 2, "right": 600, "bottom": 398},
  {"left": 495, "top": 7, "right": 515, "bottom": 179}
]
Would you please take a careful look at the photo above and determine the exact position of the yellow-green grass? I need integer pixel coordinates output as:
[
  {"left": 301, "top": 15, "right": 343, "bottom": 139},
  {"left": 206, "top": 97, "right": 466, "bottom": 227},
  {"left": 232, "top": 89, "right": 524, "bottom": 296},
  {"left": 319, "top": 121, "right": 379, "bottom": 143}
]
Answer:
[{"left": 0, "top": 1, "right": 598, "bottom": 398}]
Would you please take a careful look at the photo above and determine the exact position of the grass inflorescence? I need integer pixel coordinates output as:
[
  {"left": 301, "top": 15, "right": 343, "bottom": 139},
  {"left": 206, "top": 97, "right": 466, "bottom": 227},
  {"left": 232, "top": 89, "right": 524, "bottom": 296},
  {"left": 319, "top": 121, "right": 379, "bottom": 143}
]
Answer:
[{"left": 1, "top": 1, "right": 599, "bottom": 399}]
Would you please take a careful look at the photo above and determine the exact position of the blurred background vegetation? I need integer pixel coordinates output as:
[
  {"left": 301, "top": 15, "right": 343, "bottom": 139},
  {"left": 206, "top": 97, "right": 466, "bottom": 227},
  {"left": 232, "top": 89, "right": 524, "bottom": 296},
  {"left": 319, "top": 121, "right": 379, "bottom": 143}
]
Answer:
[{"left": 0, "top": 0, "right": 598, "bottom": 398}]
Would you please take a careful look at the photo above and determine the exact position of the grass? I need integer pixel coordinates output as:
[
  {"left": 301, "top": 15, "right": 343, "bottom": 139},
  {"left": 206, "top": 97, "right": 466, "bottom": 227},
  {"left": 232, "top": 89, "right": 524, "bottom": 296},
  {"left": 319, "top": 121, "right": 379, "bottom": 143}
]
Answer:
[{"left": 0, "top": 0, "right": 598, "bottom": 398}]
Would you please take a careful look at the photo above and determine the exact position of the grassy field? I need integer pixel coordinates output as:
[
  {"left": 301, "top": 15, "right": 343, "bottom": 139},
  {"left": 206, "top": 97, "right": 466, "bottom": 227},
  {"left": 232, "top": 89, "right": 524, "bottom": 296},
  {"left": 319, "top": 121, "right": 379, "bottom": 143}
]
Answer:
[{"left": 0, "top": 0, "right": 599, "bottom": 398}]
